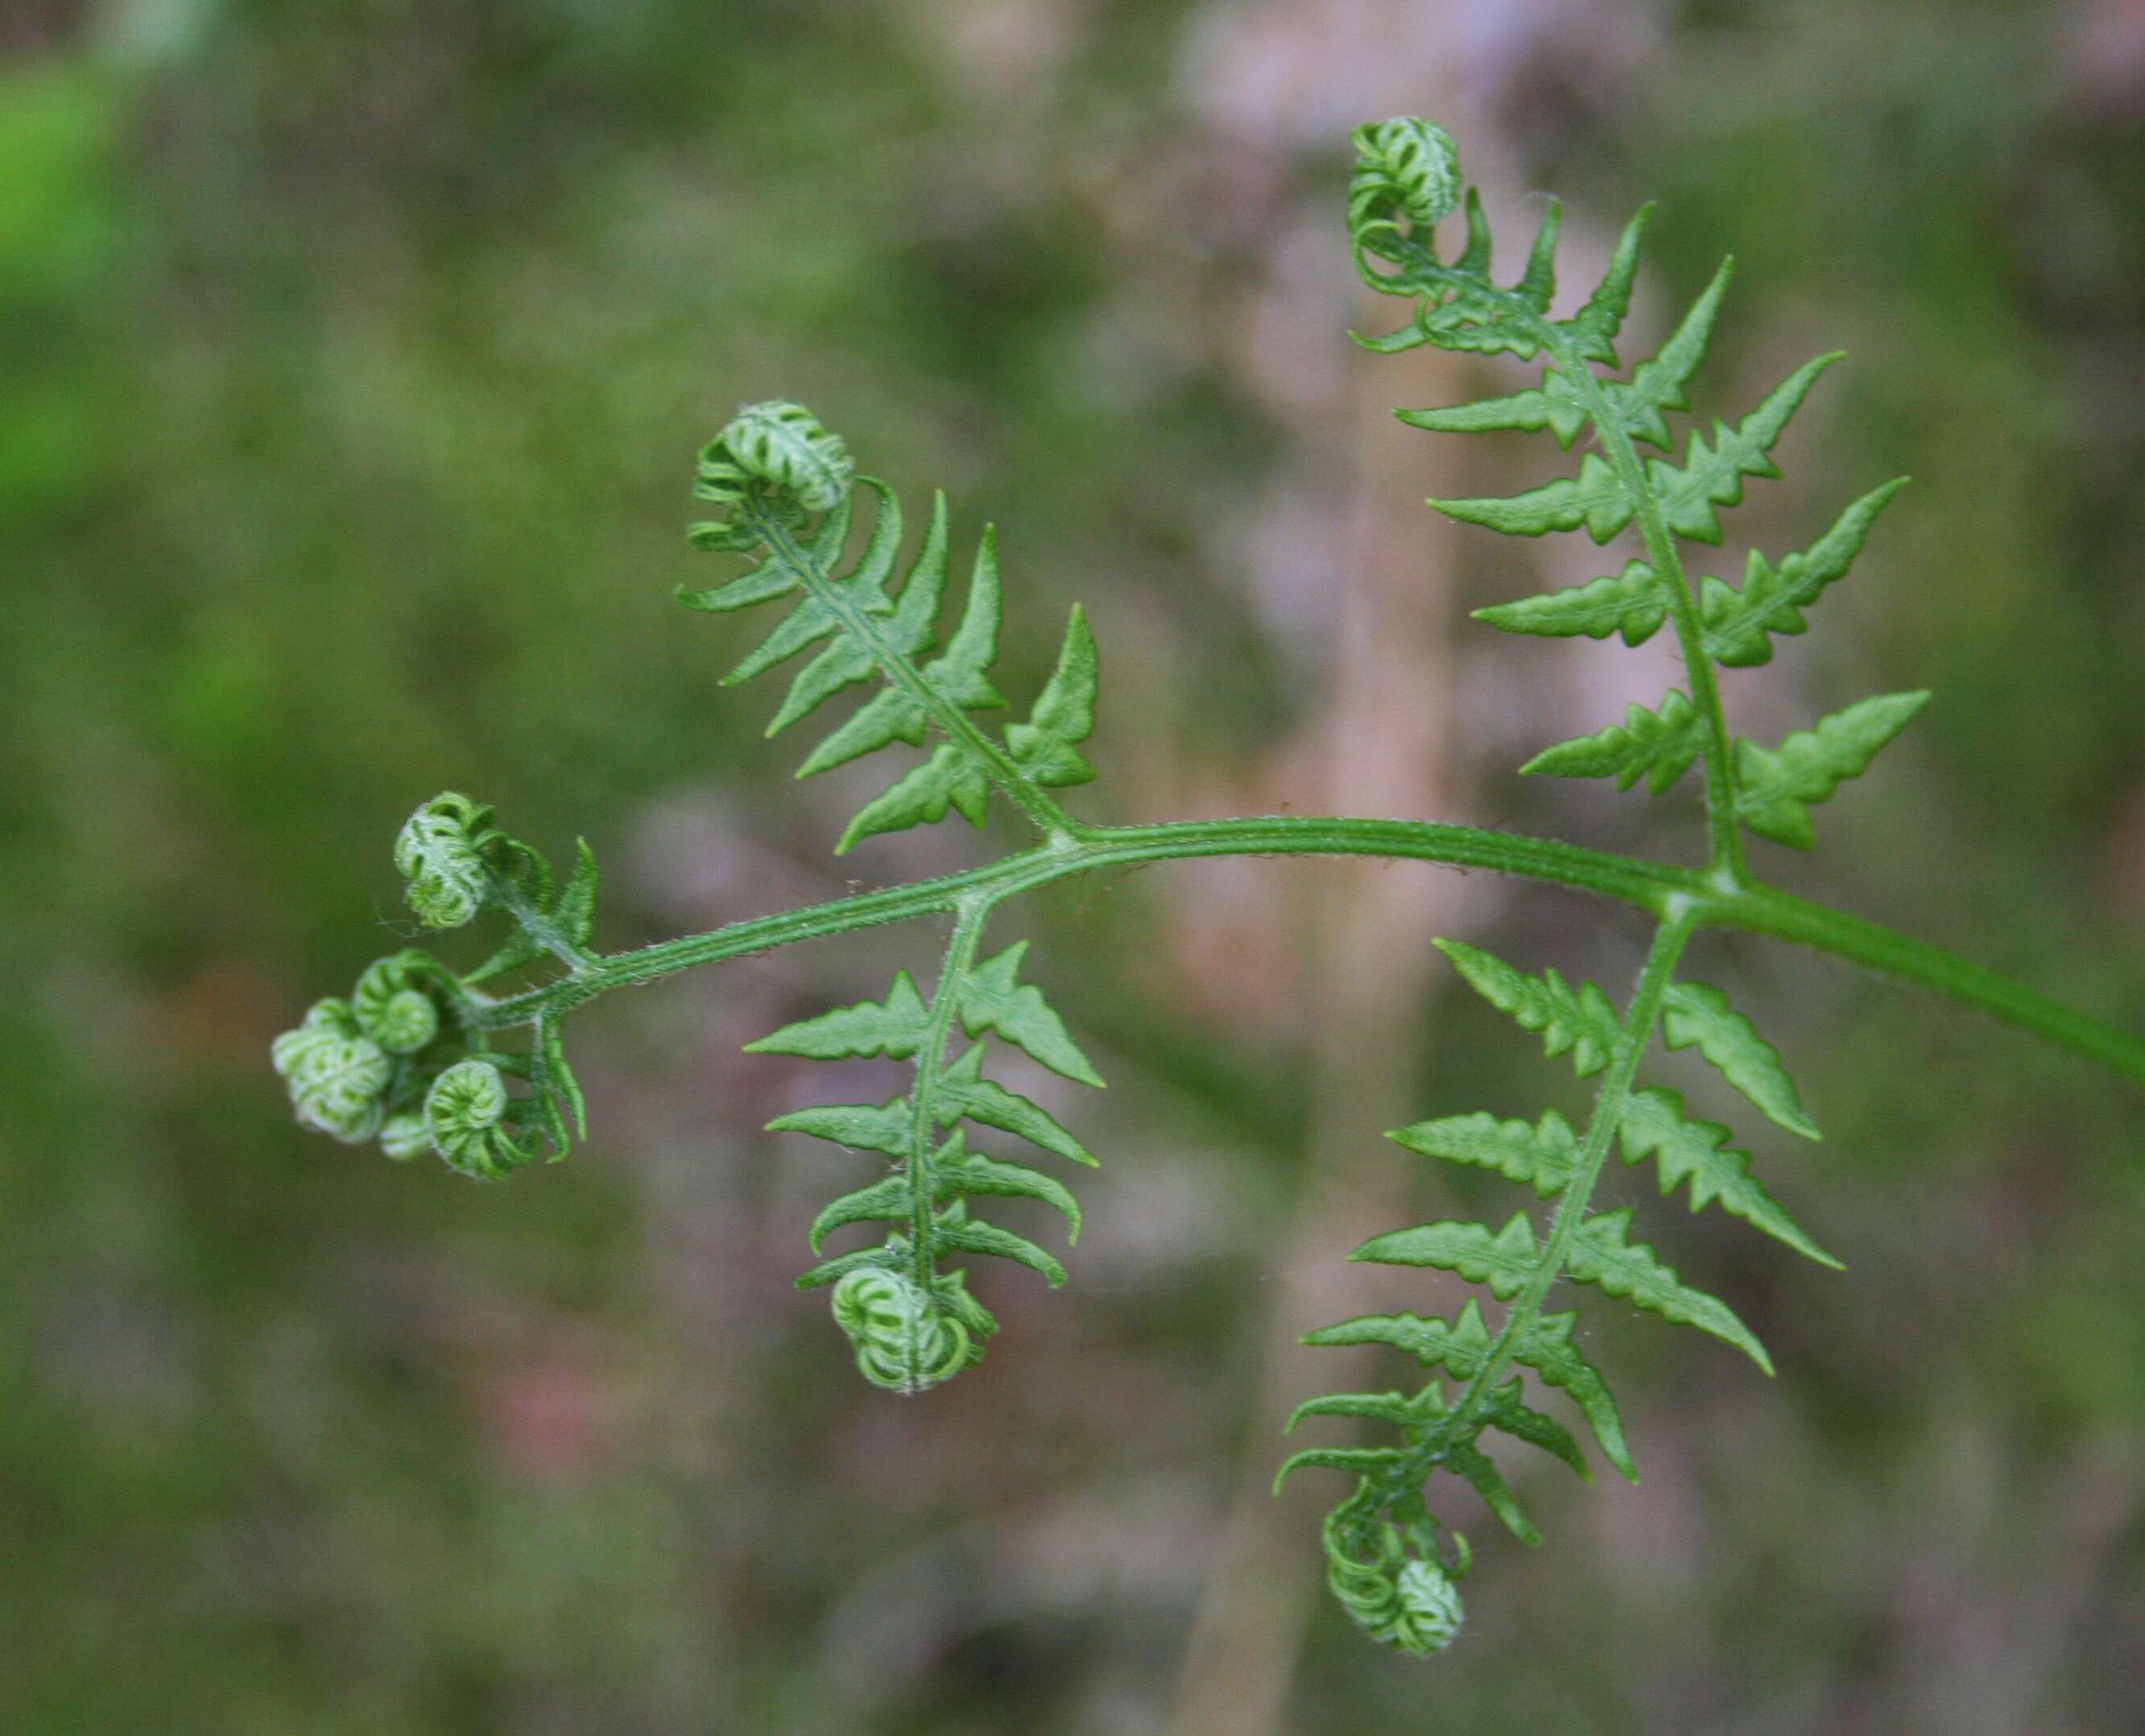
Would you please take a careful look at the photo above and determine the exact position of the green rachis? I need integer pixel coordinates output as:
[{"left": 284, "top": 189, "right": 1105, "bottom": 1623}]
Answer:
[{"left": 272, "top": 116, "right": 2145, "bottom": 1659}]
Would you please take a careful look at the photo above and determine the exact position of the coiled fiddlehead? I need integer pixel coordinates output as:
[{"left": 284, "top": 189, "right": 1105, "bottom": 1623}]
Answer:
[
  {"left": 1346, "top": 116, "right": 1461, "bottom": 241},
  {"left": 393, "top": 792, "right": 502, "bottom": 930},
  {"left": 271, "top": 999, "right": 391, "bottom": 1143},
  {"left": 828, "top": 1267, "right": 976, "bottom": 1395},
  {"left": 689, "top": 399, "right": 856, "bottom": 550},
  {"left": 1322, "top": 1494, "right": 1470, "bottom": 1658},
  {"left": 424, "top": 1059, "right": 529, "bottom": 1180}
]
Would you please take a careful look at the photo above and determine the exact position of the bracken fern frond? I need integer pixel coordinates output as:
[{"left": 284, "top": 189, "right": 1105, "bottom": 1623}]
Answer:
[{"left": 267, "top": 114, "right": 2145, "bottom": 1666}]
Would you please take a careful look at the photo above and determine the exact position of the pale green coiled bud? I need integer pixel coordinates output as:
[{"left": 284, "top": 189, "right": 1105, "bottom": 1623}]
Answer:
[
  {"left": 829, "top": 1267, "right": 971, "bottom": 1395},
  {"left": 378, "top": 1113, "right": 432, "bottom": 1162},
  {"left": 351, "top": 952, "right": 443, "bottom": 1055},
  {"left": 1323, "top": 1511, "right": 1466, "bottom": 1659},
  {"left": 393, "top": 792, "right": 499, "bottom": 929},
  {"left": 424, "top": 1059, "right": 530, "bottom": 1180},
  {"left": 688, "top": 400, "right": 853, "bottom": 551},
  {"left": 271, "top": 998, "right": 392, "bottom": 1143},
  {"left": 1348, "top": 117, "right": 1461, "bottom": 244}
]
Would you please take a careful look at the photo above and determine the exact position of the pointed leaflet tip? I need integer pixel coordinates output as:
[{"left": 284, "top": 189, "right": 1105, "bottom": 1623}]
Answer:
[
  {"left": 1700, "top": 477, "right": 1912, "bottom": 668},
  {"left": 1515, "top": 197, "right": 1561, "bottom": 312},
  {"left": 1349, "top": 1213, "right": 1541, "bottom": 1301},
  {"left": 1734, "top": 690, "right": 1930, "bottom": 849},
  {"left": 1433, "top": 937, "right": 1621, "bottom": 1077},
  {"left": 746, "top": 970, "right": 933, "bottom": 1060},
  {"left": 1567, "top": 1209, "right": 1775, "bottom": 1374},
  {"left": 1566, "top": 200, "right": 1656, "bottom": 361},
  {"left": 1006, "top": 604, "right": 1100, "bottom": 788},
  {"left": 1660, "top": 980, "right": 1821, "bottom": 1141},
  {"left": 1519, "top": 689, "right": 1703, "bottom": 796},
  {"left": 1650, "top": 353, "right": 1844, "bottom": 544},
  {"left": 1617, "top": 1087, "right": 1841, "bottom": 1269},
  {"left": 1472, "top": 560, "right": 1669, "bottom": 647},
  {"left": 957, "top": 940, "right": 1106, "bottom": 1088}
]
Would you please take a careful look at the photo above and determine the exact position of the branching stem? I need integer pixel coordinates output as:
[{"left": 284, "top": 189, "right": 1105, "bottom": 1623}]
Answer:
[{"left": 465, "top": 812, "right": 2145, "bottom": 1093}]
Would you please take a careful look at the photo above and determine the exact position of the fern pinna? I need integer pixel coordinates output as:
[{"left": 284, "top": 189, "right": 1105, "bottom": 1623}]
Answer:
[
  {"left": 1279, "top": 118, "right": 1917, "bottom": 1655},
  {"left": 681, "top": 404, "right": 1106, "bottom": 1390},
  {"left": 274, "top": 115, "right": 2145, "bottom": 1660}
]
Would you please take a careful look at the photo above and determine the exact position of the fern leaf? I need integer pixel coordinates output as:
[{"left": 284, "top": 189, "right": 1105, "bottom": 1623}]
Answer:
[
  {"left": 1514, "top": 200, "right": 1561, "bottom": 312},
  {"left": 746, "top": 970, "right": 932, "bottom": 1061},
  {"left": 794, "top": 529, "right": 1006, "bottom": 779},
  {"left": 924, "top": 526, "right": 1010, "bottom": 709},
  {"left": 936, "top": 1140, "right": 1081, "bottom": 1242},
  {"left": 553, "top": 839, "right": 599, "bottom": 945},
  {"left": 1429, "top": 451, "right": 1633, "bottom": 544},
  {"left": 957, "top": 940, "right": 1104, "bottom": 1087},
  {"left": 1445, "top": 1440, "right": 1540, "bottom": 1544},
  {"left": 1563, "top": 202, "right": 1652, "bottom": 361},
  {"left": 837, "top": 742, "right": 994, "bottom": 854},
  {"left": 1660, "top": 981, "right": 1820, "bottom": 1140},
  {"left": 1472, "top": 560, "right": 1668, "bottom": 646},
  {"left": 1386, "top": 1109, "right": 1579, "bottom": 1199},
  {"left": 764, "top": 491, "right": 946, "bottom": 737},
  {"left": 1484, "top": 1379, "right": 1589, "bottom": 1482},
  {"left": 932, "top": 1213, "right": 1067, "bottom": 1287},
  {"left": 1397, "top": 374, "right": 1588, "bottom": 447},
  {"left": 684, "top": 475, "right": 1076, "bottom": 854},
  {"left": 1618, "top": 1088, "right": 1838, "bottom": 1267},
  {"left": 1699, "top": 477, "right": 1911, "bottom": 667},
  {"left": 1610, "top": 259, "right": 1732, "bottom": 450},
  {"left": 1647, "top": 354, "right": 1840, "bottom": 544},
  {"left": 463, "top": 836, "right": 601, "bottom": 984},
  {"left": 1301, "top": 1297, "right": 1498, "bottom": 1376},
  {"left": 795, "top": 1242, "right": 902, "bottom": 1291},
  {"left": 1435, "top": 938, "right": 1621, "bottom": 1077},
  {"left": 1515, "top": 1312, "right": 1635, "bottom": 1481},
  {"left": 1519, "top": 689, "right": 1702, "bottom": 795},
  {"left": 718, "top": 486, "right": 899, "bottom": 686},
  {"left": 936, "top": 1045, "right": 1096, "bottom": 1166},
  {"left": 1734, "top": 691, "right": 1929, "bottom": 849},
  {"left": 1286, "top": 1391, "right": 1425, "bottom": 1432},
  {"left": 1272, "top": 1446, "right": 1411, "bottom": 1492},
  {"left": 1005, "top": 606, "right": 1100, "bottom": 787},
  {"left": 765, "top": 1098, "right": 911, "bottom": 1157},
  {"left": 538, "top": 1015, "right": 587, "bottom": 1144},
  {"left": 1566, "top": 1209, "right": 1773, "bottom": 1372},
  {"left": 808, "top": 1175, "right": 913, "bottom": 1253},
  {"left": 681, "top": 490, "right": 848, "bottom": 596},
  {"left": 1351, "top": 1212, "right": 1540, "bottom": 1301}
]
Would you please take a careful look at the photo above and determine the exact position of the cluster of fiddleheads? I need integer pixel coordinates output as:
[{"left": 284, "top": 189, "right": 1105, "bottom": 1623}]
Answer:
[
  {"left": 273, "top": 794, "right": 597, "bottom": 1178},
  {"left": 271, "top": 117, "right": 2145, "bottom": 1658}
]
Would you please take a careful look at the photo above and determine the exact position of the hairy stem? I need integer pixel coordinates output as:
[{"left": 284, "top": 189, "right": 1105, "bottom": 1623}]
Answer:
[
  {"left": 463, "top": 813, "right": 2145, "bottom": 1093},
  {"left": 905, "top": 898, "right": 991, "bottom": 1289},
  {"left": 746, "top": 498, "right": 1076, "bottom": 842}
]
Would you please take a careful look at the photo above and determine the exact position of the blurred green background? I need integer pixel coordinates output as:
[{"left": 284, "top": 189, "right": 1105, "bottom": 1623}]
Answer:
[{"left": 6, "top": 1, "right": 2145, "bottom": 1730}]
